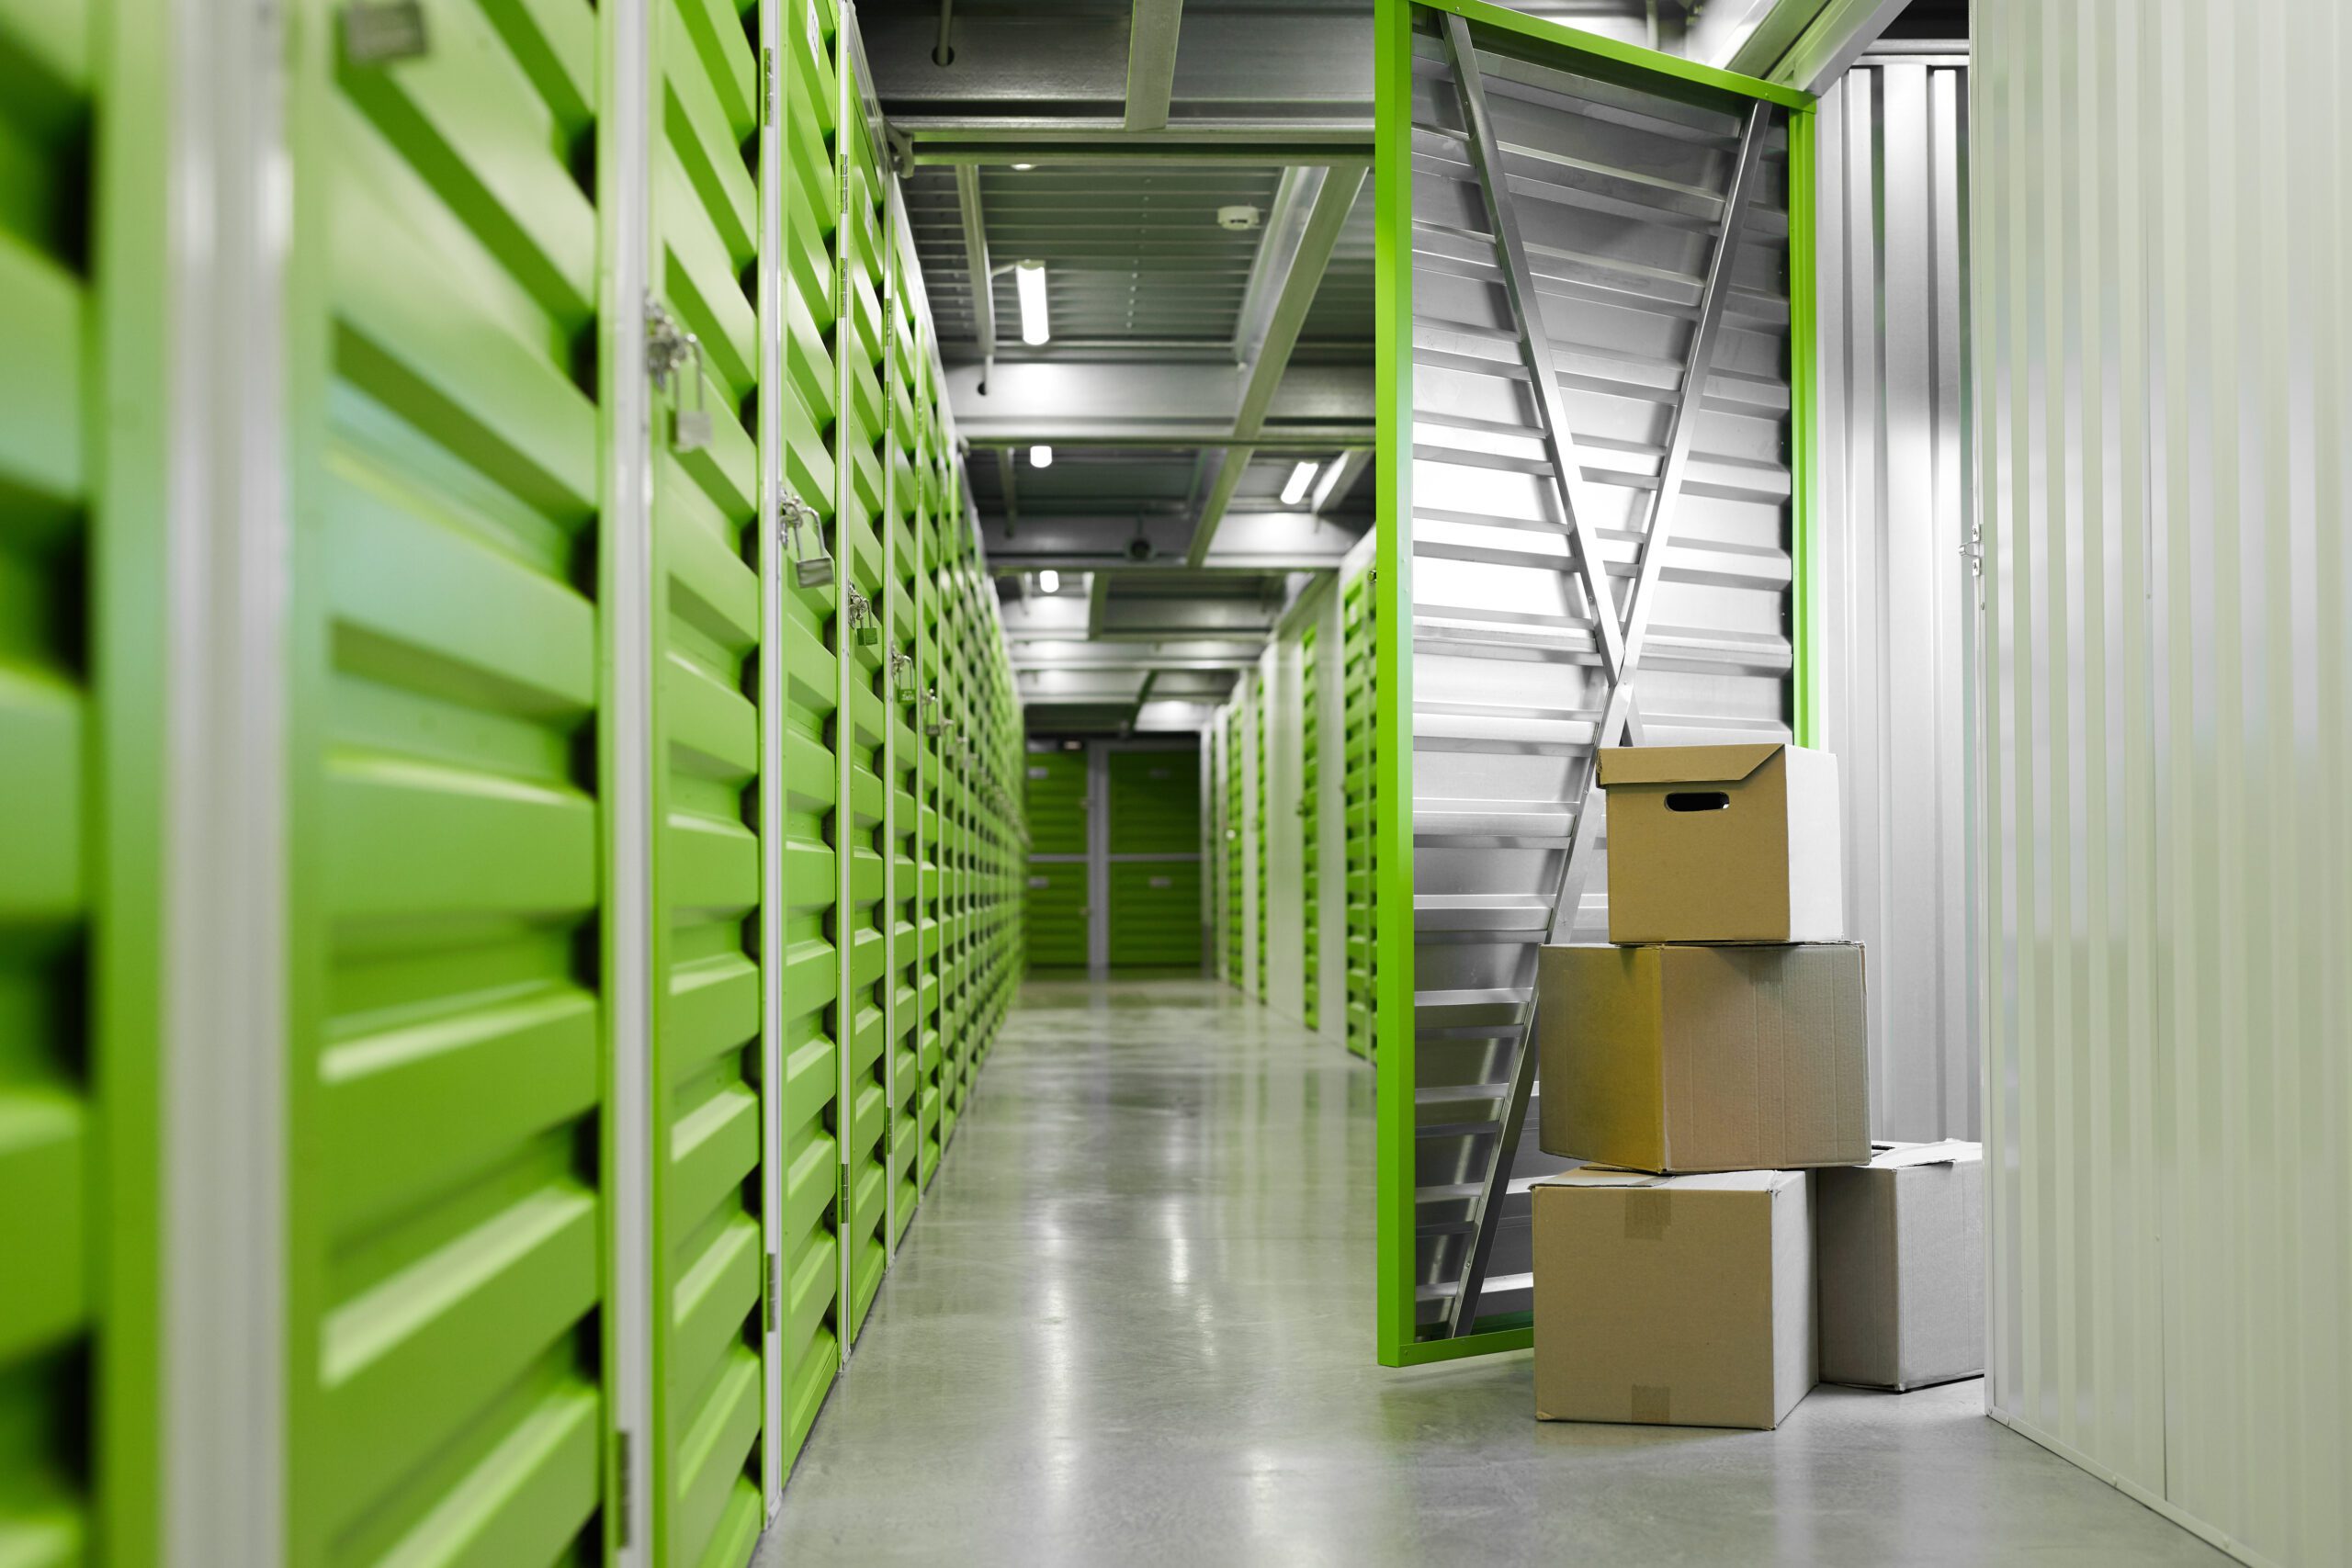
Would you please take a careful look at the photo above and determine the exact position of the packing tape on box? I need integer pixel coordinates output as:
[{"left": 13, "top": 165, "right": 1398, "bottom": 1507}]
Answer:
[
  {"left": 1630, "top": 1385, "right": 1672, "bottom": 1423},
  {"left": 1623, "top": 1190, "right": 1672, "bottom": 1241}
]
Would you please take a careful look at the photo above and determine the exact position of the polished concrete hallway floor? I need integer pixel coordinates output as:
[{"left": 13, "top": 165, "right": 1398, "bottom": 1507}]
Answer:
[{"left": 754, "top": 978, "right": 2223, "bottom": 1567}]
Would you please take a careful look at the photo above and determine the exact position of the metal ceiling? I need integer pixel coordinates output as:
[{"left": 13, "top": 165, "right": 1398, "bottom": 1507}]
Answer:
[{"left": 864, "top": 0, "right": 1892, "bottom": 732}]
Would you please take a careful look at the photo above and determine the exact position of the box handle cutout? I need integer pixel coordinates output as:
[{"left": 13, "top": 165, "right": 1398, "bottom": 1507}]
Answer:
[{"left": 1665, "top": 791, "right": 1731, "bottom": 812}]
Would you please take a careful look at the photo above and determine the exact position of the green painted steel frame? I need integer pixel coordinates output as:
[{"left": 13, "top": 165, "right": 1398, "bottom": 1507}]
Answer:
[{"left": 1372, "top": 0, "right": 1817, "bottom": 1367}]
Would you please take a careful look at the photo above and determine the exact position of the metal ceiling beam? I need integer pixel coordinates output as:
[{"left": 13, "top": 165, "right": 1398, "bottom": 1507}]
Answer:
[
  {"left": 947, "top": 361, "right": 1373, "bottom": 448},
  {"left": 1309, "top": 448, "right": 1370, "bottom": 513},
  {"left": 1124, "top": 0, "right": 1184, "bottom": 132},
  {"left": 1185, "top": 164, "right": 1366, "bottom": 566},
  {"left": 954, "top": 164, "right": 997, "bottom": 374},
  {"left": 903, "top": 130, "right": 1371, "bottom": 167},
  {"left": 1689, "top": 0, "right": 1910, "bottom": 91},
  {"left": 863, "top": 7, "right": 1371, "bottom": 122}
]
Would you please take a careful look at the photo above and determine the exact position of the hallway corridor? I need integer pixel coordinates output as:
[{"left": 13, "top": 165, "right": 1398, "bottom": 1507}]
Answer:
[{"left": 753, "top": 980, "right": 2222, "bottom": 1567}]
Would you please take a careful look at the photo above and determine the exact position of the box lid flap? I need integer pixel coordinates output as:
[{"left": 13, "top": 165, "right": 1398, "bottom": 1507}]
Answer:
[
  {"left": 1869, "top": 1139, "right": 1982, "bottom": 1169},
  {"left": 1533, "top": 1168, "right": 1664, "bottom": 1190},
  {"left": 1597, "top": 743, "right": 1783, "bottom": 788}
]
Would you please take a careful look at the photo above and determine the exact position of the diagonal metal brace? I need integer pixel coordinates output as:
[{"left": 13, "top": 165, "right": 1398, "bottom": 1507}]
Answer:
[
  {"left": 1441, "top": 12, "right": 1634, "bottom": 739},
  {"left": 1440, "top": 77, "right": 1774, "bottom": 1340}
]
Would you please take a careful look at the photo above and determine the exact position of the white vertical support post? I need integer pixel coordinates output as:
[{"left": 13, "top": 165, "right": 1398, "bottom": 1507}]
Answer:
[
  {"left": 1086, "top": 740, "right": 1112, "bottom": 974},
  {"left": 162, "top": 0, "right": 288, "bottom": 1558},
  {"left": 604, "top": 0, "right": 656, "bottom": 1553}
]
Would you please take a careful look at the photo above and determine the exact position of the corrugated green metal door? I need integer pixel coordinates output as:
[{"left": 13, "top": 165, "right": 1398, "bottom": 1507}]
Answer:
[
  {"left": 882, "top": 236, "right": 924, "bottom": 1248},
  {"left": 1023, "top": 747, "right": 1086, "bottom": 967},
  {"left": 1342, "top": 559, "right": 1376, "bottom": 1061},
  {"left": 1105, "top": 748, "right": 1203, "bottom": 970},
  {"left": 646, "top": 0, "right": 771, "bottom": 1553},
  {"left": 776, "top": 0, "right": 845, "bottom": 1482},
  {"left": 287, "top": 0, "right": 616, "bottom": 1558},
  {"left": 0, "top": 0, "right": 162, "bottom": 1559},
  {"left": 832, "top": 44, "right": 892, "bottom": 1357},
  {"left": 1300, "top": 626, "right": 1322, "bottom": 1028}
]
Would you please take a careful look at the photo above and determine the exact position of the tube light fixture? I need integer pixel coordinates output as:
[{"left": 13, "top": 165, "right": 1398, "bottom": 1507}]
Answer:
[
  {"left": 1030, "top": 444, "right": 1054, "bottom": 468},
  {"left": 1281, "top": 459, "right": 1318, "bottom": 507},
  {"left": 1038, "top": 568, "right": 1062, "bottom": 595},
  {"left": 1015, "top": 260, "right": 1049, "bottom": 345}
]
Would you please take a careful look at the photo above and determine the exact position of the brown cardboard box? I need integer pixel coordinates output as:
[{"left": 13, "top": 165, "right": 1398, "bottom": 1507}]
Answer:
[
  {"left": 1532, "top": 1168, "right": 1815, "bottom": 1429},
  {"left": 1536, "top": 943, "right": 1869, "bottom": 1172},
  {"left": 1815, "top": 1140, "right": 1985, "bottom": 1390},
  {"left": 1597, "top": 743, "right": 1845, "bottom": 943}
]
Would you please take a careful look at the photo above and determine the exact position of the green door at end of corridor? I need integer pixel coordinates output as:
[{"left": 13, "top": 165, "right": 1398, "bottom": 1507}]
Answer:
[
  {"left": 1105, "top": 749, "right": 1202, "bottom": 970},
  {"left": 1023, "top": 747, "right": 1089, "bottom": 968}
]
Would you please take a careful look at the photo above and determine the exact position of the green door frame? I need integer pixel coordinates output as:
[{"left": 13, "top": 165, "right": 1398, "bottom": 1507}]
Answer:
[{"left": 1372, "top": 0, "right": 1816, "bottom": 1367}]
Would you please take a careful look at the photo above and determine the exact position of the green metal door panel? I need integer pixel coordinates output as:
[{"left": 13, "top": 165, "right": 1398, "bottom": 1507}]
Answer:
[
  {"left": 881, "top": 252, "right": 922, "bottom": 1250},
  {"left": 1252, "top": 687, "right": 1268, "bottom": 999},
  {"left": 1342, "top": 566, "right": 1375, "bottom": 1062},
  {"left": 775, "top": 0, "right": 843, "bottom": 1483},
  {"left": 645, "top": 0, "right": 769, "bottom": 1555},
  {"left": 288, "top": 0, "right": 611, "bottom": 1561},
  {"left": 1104, "top": 750, "right": 1197, "bottom": 855},
  {"left": 832, "top": 68, "right": 892, "bottom": 1351},
  {"left": 1300, "top": 624, "right": 1322, "bottom": 1030},
  {"left": 1, "top": 1, "right": 164, "bottom": 1558},
  {"left": 1024, "top": 748, "right": 1087, "bottom": 855},
  {"left": 1106, "top": 863, "right": 1201, "bottom": 969}
]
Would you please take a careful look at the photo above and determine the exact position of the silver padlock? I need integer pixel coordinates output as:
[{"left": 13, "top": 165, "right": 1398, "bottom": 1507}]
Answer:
[
  {"left": 890, "top": 649, "right": 918, "bottom": 703},
  {"left": 851, "top": 589, "right": 882, "bottom": 648},
  {"left": 777, "top": 493, "right": 834, "bottom": 590},
  {"left": 672, "top": 345, "right": 712, "bottom": 453}
]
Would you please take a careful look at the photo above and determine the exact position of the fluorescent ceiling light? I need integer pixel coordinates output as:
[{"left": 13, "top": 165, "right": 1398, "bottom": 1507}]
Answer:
[
  {"left": 1012, "top": 162, "right": 1036, "bottom": 171},
  {"left": 1030, "top": 444, "right": 1053, "bottom": 468},
  {"left": 1037, "top": 568, "right": 1061, "bottom": 595},
  {"left": 1015, "top": 260, "right": 1049, "bottom": 345},
  {"left": 1280, "top": 459, "right": 1319, "bottom": 507}
]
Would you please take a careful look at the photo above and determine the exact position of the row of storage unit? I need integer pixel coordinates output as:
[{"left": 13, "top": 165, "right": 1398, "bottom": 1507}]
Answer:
[
  {"left": 1206, "top": 535, "right": 1377, "bottom": 1055},
  {"left": 0, "top": 0, "right": 1023, "bottom": 1563}
]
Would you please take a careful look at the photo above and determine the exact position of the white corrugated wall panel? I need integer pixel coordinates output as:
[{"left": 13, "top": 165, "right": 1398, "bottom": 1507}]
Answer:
[
  {"left": 1815, "top": 52, "right": 1980, "bottom": 1143},
  {"left": 1975, "top": 3, "right": 2351, "bottom": 1563}
]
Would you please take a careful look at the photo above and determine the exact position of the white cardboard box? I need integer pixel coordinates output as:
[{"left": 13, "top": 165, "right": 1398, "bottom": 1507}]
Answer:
[
  {"left": 1815, "top": 1140, "right": 1985, "bottom": 1390},
  {"left": 1596, "top": 743, "right": 1846, "bottom": 944}
]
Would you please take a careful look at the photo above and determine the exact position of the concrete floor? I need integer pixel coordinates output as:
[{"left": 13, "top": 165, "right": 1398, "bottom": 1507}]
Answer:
[{"left": 755, "top": 977, "right": 2225, "bottom": 1568}]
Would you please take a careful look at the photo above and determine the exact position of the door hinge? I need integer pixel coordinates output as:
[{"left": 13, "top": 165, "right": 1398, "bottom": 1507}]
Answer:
[
  {"left": 763, "top": 1249, "right": 779, "bottom": 1332},
  {"left": 762, "top": 47, "right": 775, "bottom": 127},
  {"left": 1961, "top": 519, "right": 1984, "bottom": 608},
  {"left": 614, "top": 1430, "right": 635, "bottom": 1548}
]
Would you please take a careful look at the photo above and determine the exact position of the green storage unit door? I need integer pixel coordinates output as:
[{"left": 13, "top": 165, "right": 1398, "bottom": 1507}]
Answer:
[
  {"left": 0, "top": 0, "right": 160, "bottom": 1559},
  {"left": 1300, "top": 625, "right": 1322, "bottom": 1029},
  {"left": 1023, "top": 866, "right": 1086, "bottom": 970},
  {"left": 648, "top": 0, "right": 770, "bottom": 1555},
  {"left": 778, "top": 0, "right": 845, "bottom": 1481},
  {"left": 833, "top": 50, "right": 892, "bottom": 1355},
  {"left": 1342, "top": 567, "right": 1375, "bottom": 1060},
  {"left": 288, "top": 0, "right": 614, "bottom": 1558},
  {"left": 1106, "top": 863, "right": 1202, "bottom": 969},
  {"left": 1025, "top": 748, "right": 1089, "bottom": 855},
  {"left": 1105, "top": 750, "right": 1198, "bottom": 856},
  {"left": 1223, "top": 711, "right": 1244, "bottom": 984},
  {"left": 883, "top": 249, "right": 924, "bottom": 1249}
]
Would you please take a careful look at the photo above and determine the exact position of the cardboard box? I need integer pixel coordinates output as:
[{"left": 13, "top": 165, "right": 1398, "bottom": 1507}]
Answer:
[
  {"left": 1537, "top": 942, "right": 1869, "bottom": 1172},
  {"left": 1597, "top": 743, "right": 1845, "bottom": 943},
  {"left": 1532, "top": 1168, "right": 1815, "bottom": 1429},
  {"left": 1815, "top": 1140, "right": 1985, "bottom": 1391}
]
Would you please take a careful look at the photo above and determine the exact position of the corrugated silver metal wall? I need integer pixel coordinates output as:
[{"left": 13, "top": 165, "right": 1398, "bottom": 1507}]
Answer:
[
  {"left": 1976, "top": 3, "right": 2350, "bottom": 1562},
  {"left": 1813, "top": 50, "right": 1978, "bottom": 1143}
]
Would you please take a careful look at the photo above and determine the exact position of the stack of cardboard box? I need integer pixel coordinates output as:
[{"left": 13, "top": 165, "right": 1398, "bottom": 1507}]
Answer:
[{"left": 1530, "top": 743, "right": 1983, "bottom": 1430}]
